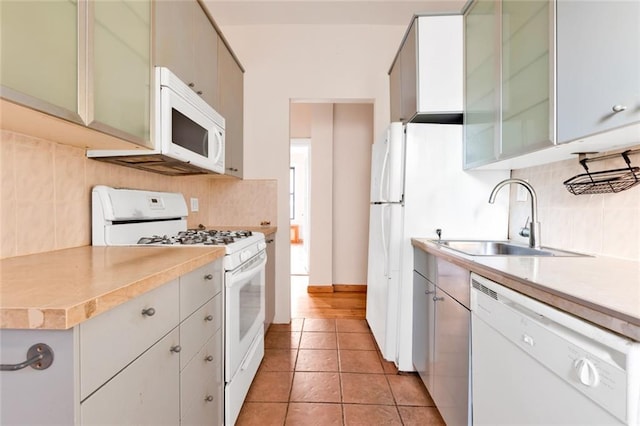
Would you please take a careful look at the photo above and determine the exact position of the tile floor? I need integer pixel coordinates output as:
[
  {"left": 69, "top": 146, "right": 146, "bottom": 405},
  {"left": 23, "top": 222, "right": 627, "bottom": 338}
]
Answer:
[{"left": 236, "top": 318, "right": 445, "bottom": 425}]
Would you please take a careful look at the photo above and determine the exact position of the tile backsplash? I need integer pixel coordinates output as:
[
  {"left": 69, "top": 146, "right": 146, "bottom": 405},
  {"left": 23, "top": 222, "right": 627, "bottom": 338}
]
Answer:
[
  {"left": 1, "top": 130, "right": 277, "bottom": 259},
  {"left": 509, "top": 145, "right": 640, "bottom": 261}
]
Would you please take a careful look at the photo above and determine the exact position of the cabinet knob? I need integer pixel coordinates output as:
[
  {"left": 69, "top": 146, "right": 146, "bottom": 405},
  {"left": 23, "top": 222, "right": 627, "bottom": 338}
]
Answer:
[
  {"left": 205, "top": 355, "right": 214, "bottom": 362},
  {"left": 205, "top": 395, "right": 214, "bottom": 402},
  {"left": 425, "top": 290, "right": 435, "bottom": 295},
  {"left": 196, "top": 91, "right": 203, "bottom": 95},
  {"left": 612, "top": 105, "right": 627, "bottom": 113},
  {"left": 170, "top": 345, "right": 182, "bottom": 353},
  {"left": 141, "top": 307, "right": 156, "bottom": 317},
  {"left": 204, "top": 274, "right": 213, "bottom": 280},
  {"left": 204, "top": 315, "right": 214, "bottom": 322},
  {"left": 433, "top": 296, "right": 444, "bottom": 302},
  {"left": 188, "top": 82, "right": 195, "bottom": 88}
]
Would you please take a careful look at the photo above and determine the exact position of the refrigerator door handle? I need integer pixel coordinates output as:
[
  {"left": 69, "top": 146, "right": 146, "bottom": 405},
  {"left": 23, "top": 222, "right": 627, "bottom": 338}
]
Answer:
[
  {"left": 381, "top": 203, "right": 389, "bottom": 277},
  {"left": 379, "top": 138, "right": 390, "bottom": 202}
]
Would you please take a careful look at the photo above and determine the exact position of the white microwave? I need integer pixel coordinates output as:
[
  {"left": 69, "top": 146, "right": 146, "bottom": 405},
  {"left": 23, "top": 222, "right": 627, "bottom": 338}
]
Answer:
[{"left": 87, "top": 67, "right": 225, "bottom": 176}]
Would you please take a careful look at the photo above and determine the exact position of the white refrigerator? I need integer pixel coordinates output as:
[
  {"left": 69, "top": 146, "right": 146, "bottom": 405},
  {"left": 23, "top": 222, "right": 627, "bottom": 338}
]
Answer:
[{"left": 366, "top": 122, "right": 510, "bottom": 371}]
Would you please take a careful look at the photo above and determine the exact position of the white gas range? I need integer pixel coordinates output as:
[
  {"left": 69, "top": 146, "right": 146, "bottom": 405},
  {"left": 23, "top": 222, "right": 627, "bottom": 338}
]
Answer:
[{"left": 91, "top": 185, "right": 266, "bottom": 425}]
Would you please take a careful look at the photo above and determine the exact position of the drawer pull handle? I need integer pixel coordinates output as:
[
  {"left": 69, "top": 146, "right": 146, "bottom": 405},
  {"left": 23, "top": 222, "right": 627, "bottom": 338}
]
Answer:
[
  {"left": 0, "top": 343, "right": 54, "bottom": 371},
  {"left": 204, "top": 274, "right": 213, "bottom": 280},
  {"left": 141, "top": 307, "right": 156, "bottom": 317},
  {"left": 170, "top": 345, "right": 182, "bottom": 353},
  {"left": 205, "top": 315, "right": 214, "bottom": 322},
  {"left": 204, "top": 395, "right": 214, "bottom": 402},
  {"left": 205, "top": 355, "right": 214, "bottom": 362}
]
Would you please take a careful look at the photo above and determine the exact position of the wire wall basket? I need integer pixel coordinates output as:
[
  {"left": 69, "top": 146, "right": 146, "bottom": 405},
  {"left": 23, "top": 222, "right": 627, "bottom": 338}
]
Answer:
[{"left": 563, "top": 149, "right": 640, "bottom": 195}]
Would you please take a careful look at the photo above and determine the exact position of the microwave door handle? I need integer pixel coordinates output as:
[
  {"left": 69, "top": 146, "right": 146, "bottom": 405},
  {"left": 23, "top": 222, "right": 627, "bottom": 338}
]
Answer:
[
  {"left": 226, "top": 255, "right": 267, "bottom": 288},
  {"left": 211, "top": 130, "right": 223, "bottom": 164}
]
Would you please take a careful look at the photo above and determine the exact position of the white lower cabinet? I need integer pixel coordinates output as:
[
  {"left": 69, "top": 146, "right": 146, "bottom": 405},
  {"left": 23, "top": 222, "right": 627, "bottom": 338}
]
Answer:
[
  {"left": 181, "top": 332, "right": 223, "bottom": 425},
  {"left": 0, "top": 259, "right": 223, "bottom": 425},
  {"left": 81, "top": 329, "right": 181, "bottom": 425}
]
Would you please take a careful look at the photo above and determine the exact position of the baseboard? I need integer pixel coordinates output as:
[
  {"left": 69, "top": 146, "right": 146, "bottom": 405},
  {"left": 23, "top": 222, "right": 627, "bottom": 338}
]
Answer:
[
  {"left": 333, "top": 284, "right": 367, "bottom": 293},
  {"left": 307, "top": 285, "right": 334, "bottom": 293},
  {"left": 306, "top": 284, "right": 367, "bottom": 293}
]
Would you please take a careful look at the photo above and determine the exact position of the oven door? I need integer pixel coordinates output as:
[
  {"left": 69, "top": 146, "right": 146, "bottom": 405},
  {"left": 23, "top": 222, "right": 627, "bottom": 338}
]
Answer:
[{"left": 225, "top": 250, "right": 266, "bottom": 382}]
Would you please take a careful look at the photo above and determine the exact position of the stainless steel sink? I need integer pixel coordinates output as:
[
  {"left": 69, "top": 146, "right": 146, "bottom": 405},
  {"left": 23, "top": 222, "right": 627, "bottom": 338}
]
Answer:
[{"left": 436, "top": 240, "right": 587, "bottom": 257}]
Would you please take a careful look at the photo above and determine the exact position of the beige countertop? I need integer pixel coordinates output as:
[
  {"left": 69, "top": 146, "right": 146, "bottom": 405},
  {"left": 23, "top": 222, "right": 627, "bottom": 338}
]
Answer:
[
  {"left": 412, "top": 238, "right": 640, "bottom": 341},
  {"left": 0, "top": 246, "right": 225, "bottom": 330}
]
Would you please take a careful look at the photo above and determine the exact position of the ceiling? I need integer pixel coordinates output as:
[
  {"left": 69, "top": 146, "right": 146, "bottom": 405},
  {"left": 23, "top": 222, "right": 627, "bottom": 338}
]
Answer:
[{"left": 202, "top": 0, "right": 468, "bottom": 26}]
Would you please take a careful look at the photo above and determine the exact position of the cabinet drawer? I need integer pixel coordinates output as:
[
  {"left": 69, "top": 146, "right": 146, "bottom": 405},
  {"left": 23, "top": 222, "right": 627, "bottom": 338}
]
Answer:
[
  {"left": 180, "top": 332, "right": 223, "bottom": 425},
  {"left": 81, "top": 328, "right": 180, "bottom": 425},
  {"left": 180, "top": 260, "right": 222, "bottom": 321},
  {"left": 180, "top": 294, "right": 222, "bottom": 370},
  {"left": 79, "top": 279, "right": 179, "bottom": 399}
]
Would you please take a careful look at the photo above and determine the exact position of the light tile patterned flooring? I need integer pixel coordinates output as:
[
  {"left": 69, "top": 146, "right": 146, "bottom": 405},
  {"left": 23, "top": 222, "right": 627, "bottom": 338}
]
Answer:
[{"left": 236, "top": 317, "right": 445, "bottom": 425}]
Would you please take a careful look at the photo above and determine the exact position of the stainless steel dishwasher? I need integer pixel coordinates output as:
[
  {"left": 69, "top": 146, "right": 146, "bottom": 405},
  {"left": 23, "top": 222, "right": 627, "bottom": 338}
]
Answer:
[{"left": 470, "top": 273, "right": 640, "bottom": 425}]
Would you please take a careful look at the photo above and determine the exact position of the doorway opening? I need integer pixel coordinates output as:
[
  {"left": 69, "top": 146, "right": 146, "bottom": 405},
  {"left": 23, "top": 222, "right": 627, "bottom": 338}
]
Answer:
[{"left": 290, "top": 139, "right": 311, "bottom": 299}]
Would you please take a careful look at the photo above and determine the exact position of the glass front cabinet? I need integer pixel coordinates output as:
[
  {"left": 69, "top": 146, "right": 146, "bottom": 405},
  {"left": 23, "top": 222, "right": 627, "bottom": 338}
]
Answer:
[
  {"left": 464, "top": 0, "right": 640, "bottom": 169},
  {"left": 0, "top": 0, "right": 152, "bottom": 148},
  {"left": 464, "top": 0, "right": 554, "bottom": 169}
]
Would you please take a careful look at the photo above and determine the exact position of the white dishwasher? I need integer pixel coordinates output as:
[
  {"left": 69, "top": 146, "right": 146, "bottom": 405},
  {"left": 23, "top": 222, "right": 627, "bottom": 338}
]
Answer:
[{"left": 470, "top": 273, "right": 640, "bottom": 425}]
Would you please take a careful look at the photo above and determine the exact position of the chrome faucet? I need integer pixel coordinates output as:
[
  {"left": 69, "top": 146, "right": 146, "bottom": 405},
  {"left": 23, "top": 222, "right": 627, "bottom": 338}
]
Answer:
[{"left": 488, "top": 178, "right": 541, "bottom": 249}]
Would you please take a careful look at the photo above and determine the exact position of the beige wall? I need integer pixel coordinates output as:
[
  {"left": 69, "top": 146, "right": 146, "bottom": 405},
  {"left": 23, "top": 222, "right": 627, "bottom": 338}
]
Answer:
[
  {"left": 0, "top": 130, "right": 277, "bottom": 259},
  {"left": 332, "top": 103, "right": 373, "bottom": 285},
  {"left": 509, "top": 145, "right": 640, "bottom": 261},
  {"left": 222, "top": 24, "right": 406, "bottom": 322},
  {"left": 309, "top": 104, "right": 334, "bottom": 287}
]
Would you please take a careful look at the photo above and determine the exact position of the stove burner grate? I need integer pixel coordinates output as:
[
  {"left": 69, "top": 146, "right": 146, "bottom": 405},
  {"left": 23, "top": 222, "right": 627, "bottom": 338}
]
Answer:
[{"left": 136, "top": 229, "right": 254, "bottom": 246}]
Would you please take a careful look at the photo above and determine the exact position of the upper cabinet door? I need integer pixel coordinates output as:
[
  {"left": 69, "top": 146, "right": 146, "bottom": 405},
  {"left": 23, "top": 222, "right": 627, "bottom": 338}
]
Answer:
[
  {"left": 464, "top": 0, "right": 499, "bottom": 167},
  {"left": 0, "top": 0, "right": 80, "bottom": 122},
  {"left": 399, "top": 21, "right": 417, "bottom": 122},
  {"left": 500, "top": 0, "right": 553, "bottom": 156},
  {"left": 90, "top": 0, "right": 152, "bottom": 145},
  {"left": 556, "top": 0, "right": 640, "bottom": 143},
  {"left": 154, "top": 0, "right": 219, "bottom": 109},
  {"left": 218, "top": 41, "right": 244, "bottom": 178},
  {"left": 154, "top": 1, "right": 195, "bottom": 87},
  {"left": 193, "top": 6, "right": 220, "bottom": 109}
]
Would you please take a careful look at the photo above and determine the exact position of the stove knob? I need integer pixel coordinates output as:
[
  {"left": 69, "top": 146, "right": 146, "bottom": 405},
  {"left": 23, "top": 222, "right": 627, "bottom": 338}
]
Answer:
[
  {"left": 258, "top": 242, "right": 267, "bottom": 251},
  {"left": 240, "top": 250, "right": 251, "bottom": 262}
]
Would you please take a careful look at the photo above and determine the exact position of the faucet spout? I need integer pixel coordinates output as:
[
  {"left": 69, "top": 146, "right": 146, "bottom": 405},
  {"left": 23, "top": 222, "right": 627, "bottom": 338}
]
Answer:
[{"left": 488, "top": 178, "right": 541, "bottom": 249}]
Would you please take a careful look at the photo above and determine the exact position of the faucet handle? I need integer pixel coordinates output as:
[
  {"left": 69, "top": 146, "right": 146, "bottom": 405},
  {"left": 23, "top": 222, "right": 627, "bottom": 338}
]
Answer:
[
  {"left": 436, "top": 228, "right": 442, "bottom": 241},
  {"left": 518, "top": 216, "right": 530, "bottom": 238}
]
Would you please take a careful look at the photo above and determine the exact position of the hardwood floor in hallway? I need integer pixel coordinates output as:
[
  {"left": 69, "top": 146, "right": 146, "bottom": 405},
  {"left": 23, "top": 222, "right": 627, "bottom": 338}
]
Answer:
[
  {"left": 290, "top": 276, "right": 366, "bottom": 319},
  {"left": 235, "top": 279, "right": 445, "bottom": 425}
]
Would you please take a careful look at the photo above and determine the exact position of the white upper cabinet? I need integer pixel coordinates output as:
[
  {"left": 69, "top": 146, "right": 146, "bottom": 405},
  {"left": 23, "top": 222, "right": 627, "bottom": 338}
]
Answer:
[
  {"left": 556, "top": 0, "right": 640, "bottom": 143},
  {"left": 0, "top": 0, "right": 80, "bottom": 121},
  {"left": 390, "top": 15, "right": 463, "bottom": 123}
]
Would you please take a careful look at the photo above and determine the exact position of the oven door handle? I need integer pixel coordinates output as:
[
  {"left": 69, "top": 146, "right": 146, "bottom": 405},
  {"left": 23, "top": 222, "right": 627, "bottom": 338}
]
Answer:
[{"left": 226, "top": 253, "right": 267, "bottom": 288}]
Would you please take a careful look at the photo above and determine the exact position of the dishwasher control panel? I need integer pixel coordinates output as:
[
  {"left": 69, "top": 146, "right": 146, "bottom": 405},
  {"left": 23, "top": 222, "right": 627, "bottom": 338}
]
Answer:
[{"left": 471, "top": 274, "right": 639, "bottom": 424}]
